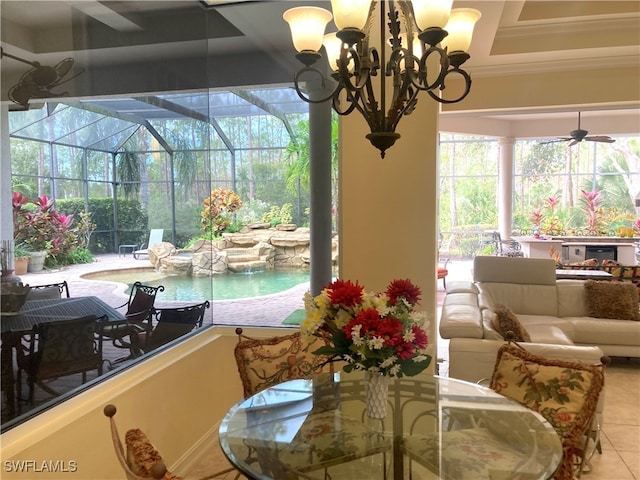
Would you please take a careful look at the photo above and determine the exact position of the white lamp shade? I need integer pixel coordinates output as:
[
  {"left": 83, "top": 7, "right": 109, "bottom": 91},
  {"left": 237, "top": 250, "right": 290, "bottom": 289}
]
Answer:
[
  {"left": 322, "top": 32, "right": 343, "bottom": 71},
  {"left": 283, "top": 7, "right": 332, "bottom": 53},
  {"left": 330, "top": 0, "right": 371, "bottom": 31},
  {"left": 441, "top": 8, "right": 481, "bottom": 53},
  {"left": 412, "top": 0, "right": 453, "bottom": 30}
]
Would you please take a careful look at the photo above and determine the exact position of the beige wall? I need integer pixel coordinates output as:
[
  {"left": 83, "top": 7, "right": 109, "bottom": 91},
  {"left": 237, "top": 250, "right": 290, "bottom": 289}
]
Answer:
[
  {"left": 338, "top": 101, "right": 440, "bottom": 373},
  {"left": 0, "top": 326, "right": 290, "bottom": 479}
]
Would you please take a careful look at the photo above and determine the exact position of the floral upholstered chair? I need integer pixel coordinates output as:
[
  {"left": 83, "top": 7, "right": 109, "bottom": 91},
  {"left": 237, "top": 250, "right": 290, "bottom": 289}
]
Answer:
[
  {"left": 233, "top": 328, "right": 391, "bottom": 478},
  {"left": 489, "top": 344, "right": 607, "bottom": 480}
]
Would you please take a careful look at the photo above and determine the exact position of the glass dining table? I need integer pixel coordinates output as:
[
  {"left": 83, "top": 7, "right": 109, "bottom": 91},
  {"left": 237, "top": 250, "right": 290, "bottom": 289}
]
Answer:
[{"left": 219, "top": 372, "right": 562, "bottom": 480}]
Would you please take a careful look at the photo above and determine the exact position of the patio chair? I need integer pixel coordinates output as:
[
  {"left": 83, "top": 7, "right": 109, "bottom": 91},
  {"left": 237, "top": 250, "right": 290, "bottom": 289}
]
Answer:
[
  {"left": 137, "top": 301, "right": 210, "bottom": 353},
  {"left": 27, "top": 281, "right": 70, "bottom": 300},
  {"left": 16, "top": 315, "right": 106, "bottom": 411},
  {"left": 100, "top": 282, "right": 164, "bottom": 362},
  {"left": 492, "top": 231, "right": 524, "bottom": 257},
  {"left": 133, "top": 229, "right": 164, "bottom": 260}
]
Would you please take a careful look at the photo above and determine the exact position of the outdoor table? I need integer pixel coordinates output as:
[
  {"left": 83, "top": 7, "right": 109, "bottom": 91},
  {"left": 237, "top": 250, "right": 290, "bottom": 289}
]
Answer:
[
  {"left": 1, "top": 296, "right": 126, "bottom": 417},
  {"left": 219, "top": 372, "right": 563, "bottom": 480}
]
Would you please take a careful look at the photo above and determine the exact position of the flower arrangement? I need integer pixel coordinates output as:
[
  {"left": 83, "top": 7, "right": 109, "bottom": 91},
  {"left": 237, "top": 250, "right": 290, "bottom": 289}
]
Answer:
[{"left": 301, "top": 279, "right": 431, "bottom": 377}]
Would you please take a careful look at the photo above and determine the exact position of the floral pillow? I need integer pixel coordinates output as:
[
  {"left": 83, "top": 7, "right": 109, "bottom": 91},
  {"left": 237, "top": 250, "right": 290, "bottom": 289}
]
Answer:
[
  {"left": 125, "top": 428, "right": 182, "bottom": 480},
  {"left": 491, "top": 304, "right": 531, "bottom": 342},
  {"left": 489, "top": 345, "right": 605, "bottom": 480},
  {"left": 584, "top": 280, "right": 640, "bottom": 321}
]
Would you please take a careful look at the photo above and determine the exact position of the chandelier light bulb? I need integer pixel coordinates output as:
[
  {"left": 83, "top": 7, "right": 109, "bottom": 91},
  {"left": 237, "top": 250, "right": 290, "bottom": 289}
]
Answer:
[
  {"left": 322, "top": 32, "right": 343, "bottom": 72},
  {"left": 283, "top": 7, "right": 332, "bottom": 53},
  {"left": 330, "top": 0, "right": 371, "bottom": 31},
  {"left": 412, "top": 0, "right": 453, "bottom": 30},
  {"left": 441, "top": 8, "right": 481, "bottom": 53}
]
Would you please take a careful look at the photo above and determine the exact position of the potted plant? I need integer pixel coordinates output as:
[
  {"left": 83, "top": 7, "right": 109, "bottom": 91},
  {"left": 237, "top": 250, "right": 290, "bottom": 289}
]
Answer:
[{"left": 13, "top": 243, "right": 31, "bottom": 275}]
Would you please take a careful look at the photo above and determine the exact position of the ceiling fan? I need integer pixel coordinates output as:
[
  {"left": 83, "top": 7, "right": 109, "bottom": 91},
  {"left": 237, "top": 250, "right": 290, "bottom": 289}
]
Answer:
[
  {"left": 542, "top": 112, "right": 615, "bottom": 147},
  {"left": 1, "top": 47, "right": 82, "bottom": 109}
]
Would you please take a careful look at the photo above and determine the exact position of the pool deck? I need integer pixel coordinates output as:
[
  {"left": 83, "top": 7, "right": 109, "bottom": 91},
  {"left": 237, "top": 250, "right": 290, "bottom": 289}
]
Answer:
[{"left": 15, "top": 253, "right": 309, "bottom": 328}]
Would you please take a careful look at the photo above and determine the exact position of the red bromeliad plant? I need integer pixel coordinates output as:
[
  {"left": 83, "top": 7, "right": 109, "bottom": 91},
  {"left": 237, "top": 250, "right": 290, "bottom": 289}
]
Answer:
[
  {"left": 13, "top": 193, "right": 78, "bottom": 260},
  {"left": 301, "top": 279, "right": 432, "bottom": 377},
  {"left": 580, "top": 189, "right": 604, "bottom": 234}
]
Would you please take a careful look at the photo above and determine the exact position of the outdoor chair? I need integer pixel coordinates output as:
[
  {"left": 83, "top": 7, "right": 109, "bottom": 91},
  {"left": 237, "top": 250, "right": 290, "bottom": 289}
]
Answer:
[
  {"left": 133, "top": 229, "right": 164, "bottom": 260},
  {"left": 488, "top": 342, "right": 607, "bottom": 479},
  {"left": 137, "top": 301, "right": 210, "bottom": 354},
  {"left": 437, "top": 233, "right": 451, "bottom": 289},
  {"left": 27, "top": 281, "right": 70, "bottom": 300},
  {"left": 16, "top": 314, "right": 106, "bottom": 411},
  {"left": 104, "top": 404, "right": 237, "bottom": 480},
  {"left": 100, "top": 282, "right": 164, "bottom": 362},
  {"left": 492, "top": 231, "right": 524, "bottom": 257}
]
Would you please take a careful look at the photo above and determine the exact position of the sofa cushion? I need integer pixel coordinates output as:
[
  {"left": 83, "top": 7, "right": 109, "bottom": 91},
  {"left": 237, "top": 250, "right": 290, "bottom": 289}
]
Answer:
[
  {"left": 526, "top": 325, "right": 574, "bottom": 345},
  {"left": 491, "top": 304, "right": 531, "bottom": 342},
  {"left": 482, "top": 309, "right": 503, "bottom": 340},
  {"left": 584, "top": 280, "right": 640, "bottom": 321},
  {"left": 566, "top": 317, "right": 640, "bottom": 347},
  {"left": 557, "top": 283, "right": 590, "bottom": 317},
  {"left": 480, "top": 283, "right": 559, "bottom": 316},
  {"left": 516, "top": 315, "right": 576, "bottom": 340},
  {"left": 440, "top": 304, "right": 483, "bottom": 339}
]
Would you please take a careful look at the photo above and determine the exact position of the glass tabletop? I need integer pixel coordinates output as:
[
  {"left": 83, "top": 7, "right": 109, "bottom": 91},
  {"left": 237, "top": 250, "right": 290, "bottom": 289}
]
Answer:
[{"left": 219, "top": 373, "right": 562, "bottom": 480}]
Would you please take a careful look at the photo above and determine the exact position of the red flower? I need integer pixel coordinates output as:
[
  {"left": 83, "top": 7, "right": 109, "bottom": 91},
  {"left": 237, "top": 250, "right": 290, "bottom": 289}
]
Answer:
[
  {"left": 327, "top": 279, "right": 363, "bottom": 307},
  {"left": 411, "top": 325, "right": 428, "bottom": 349},
  {"left": 386, "top": 279, "right": 421, "bottom": 306}
]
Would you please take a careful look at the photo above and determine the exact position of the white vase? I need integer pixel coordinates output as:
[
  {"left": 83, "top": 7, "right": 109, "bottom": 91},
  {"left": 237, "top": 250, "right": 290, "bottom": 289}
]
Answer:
[{"left": 364, "top": 371, "right": 389, "bottom": 419}]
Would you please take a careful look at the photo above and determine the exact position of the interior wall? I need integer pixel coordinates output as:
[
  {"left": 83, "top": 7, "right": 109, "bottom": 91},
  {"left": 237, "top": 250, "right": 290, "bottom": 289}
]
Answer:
[{"left": 338, "top": 100, "right": 439, "bottom": 373}]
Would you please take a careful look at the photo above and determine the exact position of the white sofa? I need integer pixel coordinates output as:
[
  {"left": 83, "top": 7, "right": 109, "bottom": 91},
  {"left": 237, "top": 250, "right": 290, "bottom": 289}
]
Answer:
[{"left": 440, "top": 256, "right": 640, "bottom": 385}]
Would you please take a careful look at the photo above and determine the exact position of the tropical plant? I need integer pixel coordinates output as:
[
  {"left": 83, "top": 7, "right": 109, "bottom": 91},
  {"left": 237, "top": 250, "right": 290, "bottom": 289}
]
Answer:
[{"left": 201, "top": 189, "right": 243, "bottom": 235}]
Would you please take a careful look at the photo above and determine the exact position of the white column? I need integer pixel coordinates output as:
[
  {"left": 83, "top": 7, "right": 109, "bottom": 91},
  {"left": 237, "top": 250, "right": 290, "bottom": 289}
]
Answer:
[
  {"left": 1, "top": 105, "right": 14, "bottom": 269},
  {"left": 498, "top": 137, "right": 515, "bottom": 239}
]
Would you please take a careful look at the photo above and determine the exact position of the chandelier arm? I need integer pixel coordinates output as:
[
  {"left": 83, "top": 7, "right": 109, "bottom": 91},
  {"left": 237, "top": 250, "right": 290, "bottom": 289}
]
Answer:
[
  {"left": 411, "top": 47, "right": 450, "bottom": 92},
  {"left": 293, "top": 67, "right": 342, "bottom": 104},
  {"left": 426, "top": 67, "right": 472, "bottom": 104},
  {"left": 331, "top": 85, "right": 360, "bottom": 116},
  {"left": 337, "top": 47, "right": 377, "bottom": 94}
]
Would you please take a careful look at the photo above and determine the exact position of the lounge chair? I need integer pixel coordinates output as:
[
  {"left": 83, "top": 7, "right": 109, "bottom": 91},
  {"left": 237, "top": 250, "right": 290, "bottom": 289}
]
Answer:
[{"left": 133, "top": 229, "right": 164, "bottom": 259}]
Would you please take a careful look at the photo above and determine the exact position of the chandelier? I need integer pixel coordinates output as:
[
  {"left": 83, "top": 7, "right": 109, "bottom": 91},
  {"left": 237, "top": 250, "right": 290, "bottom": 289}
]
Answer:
[{"left": 283, "top": 1, "right": 481, "bottom": 158}]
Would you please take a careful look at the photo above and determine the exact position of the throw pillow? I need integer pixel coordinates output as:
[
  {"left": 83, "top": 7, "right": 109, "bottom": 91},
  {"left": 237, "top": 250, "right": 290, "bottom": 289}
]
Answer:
[
  {"left": 491, "top": 304, "right": 531, "bottom": 342},
  {"left": 584, "top": 280, "right": 640, "bottom": 321}
]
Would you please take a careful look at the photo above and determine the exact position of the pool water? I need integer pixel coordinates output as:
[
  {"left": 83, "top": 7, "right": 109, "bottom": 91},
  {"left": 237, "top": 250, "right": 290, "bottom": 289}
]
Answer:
[{"left": 85, "top": 269, "right": 310, "bottom": 301}]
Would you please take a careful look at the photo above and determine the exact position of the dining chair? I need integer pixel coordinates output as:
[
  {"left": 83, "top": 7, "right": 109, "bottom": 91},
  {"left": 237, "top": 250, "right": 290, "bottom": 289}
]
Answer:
[
  {"left": 488, "top": 343, "right": 607, "bottom": 480},
  {"left": 104, "top": 404, "right": 237, "bottom": 480},
  {"left": 27, "top": 281, "right": 70, "bottom": 300},
  {"left": 100, "top": 282, "right": 164, "bottom": 362},
  {"left": 233, "top": 329, "right": 390, "bottom": 479},
  {"left": 15, "top": 314, "right": 106, "bottom": 411},
  {"left": 137, "top": 301, "right": 210, "bottom": 354}
]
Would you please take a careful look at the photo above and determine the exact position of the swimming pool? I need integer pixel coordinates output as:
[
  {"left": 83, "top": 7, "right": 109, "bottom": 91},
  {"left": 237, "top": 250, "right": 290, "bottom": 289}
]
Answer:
[{"left": 83, "top": 269, "right": 310, "bottom": 301}]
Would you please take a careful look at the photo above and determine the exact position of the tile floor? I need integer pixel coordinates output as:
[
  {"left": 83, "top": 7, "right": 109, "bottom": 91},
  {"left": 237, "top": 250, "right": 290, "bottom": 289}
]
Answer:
[{"left": 3, "top": 256, "right": 639, "bottom": 479}]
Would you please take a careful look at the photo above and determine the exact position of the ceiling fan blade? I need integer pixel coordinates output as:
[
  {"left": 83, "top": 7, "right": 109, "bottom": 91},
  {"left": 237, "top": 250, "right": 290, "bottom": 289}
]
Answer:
[
  {"left": 568, "top": 139, "right": 580, "bottom": 147},
  {"left": 585, "top": 136, "right": 615, "bottom": 143}
]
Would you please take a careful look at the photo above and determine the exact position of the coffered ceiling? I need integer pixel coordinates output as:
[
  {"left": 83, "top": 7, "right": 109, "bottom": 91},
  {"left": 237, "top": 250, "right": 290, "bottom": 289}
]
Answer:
[{"left": 1, "top": 0, "right": 639, "bottom": 137}]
